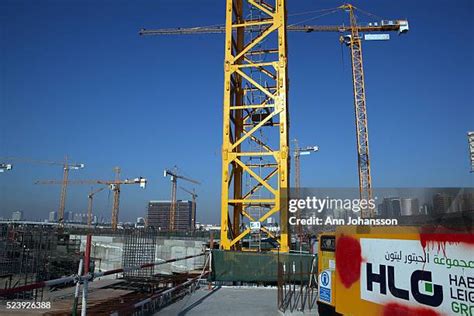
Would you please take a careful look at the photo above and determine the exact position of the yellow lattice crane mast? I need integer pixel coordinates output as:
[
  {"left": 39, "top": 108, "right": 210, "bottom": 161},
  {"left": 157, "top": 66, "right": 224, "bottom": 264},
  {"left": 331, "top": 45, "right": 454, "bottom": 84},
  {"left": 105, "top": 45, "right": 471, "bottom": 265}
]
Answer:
[
  {"left": 345, "top": 4, "right": 373, "bottom": 218},
  {"left": 111, "top": 167, "right": 122, "bottom": 230},
  {"left": 140, "top": 3, "right": 408, "bottom": 250},
  {"left": 143, "top": 0, "right": 290, "bottom": 250},
  {"left": 214, "top": 0, "right": 290, "bottom": 251},
  {"left": 35, "top": 170, "right": 147, "bottom": 230},
  {"left": 335, "top": 4, "right": 408, "bottom": 217}
]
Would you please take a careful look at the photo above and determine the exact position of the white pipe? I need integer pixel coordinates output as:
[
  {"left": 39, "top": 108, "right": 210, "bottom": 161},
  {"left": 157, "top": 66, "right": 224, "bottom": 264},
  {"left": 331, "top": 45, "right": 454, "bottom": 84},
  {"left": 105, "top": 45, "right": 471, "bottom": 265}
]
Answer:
[{"left": 81, "top": 279, "right": 88, "bottom": 316}]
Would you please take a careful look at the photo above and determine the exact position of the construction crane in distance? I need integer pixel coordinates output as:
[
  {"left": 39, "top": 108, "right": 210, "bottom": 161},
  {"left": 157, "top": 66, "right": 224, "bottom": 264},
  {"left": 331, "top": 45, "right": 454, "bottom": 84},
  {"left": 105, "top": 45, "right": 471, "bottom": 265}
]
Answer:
[
  {"left": 140, "top": 3, "right": 409, "bottom": 226},
  {"left": 338, "top": 4, "right": 402, "bottom": 218},
  {"left": 1, "top": 156, "right": 85, "bottom": 224},
  {"left": 87, "top": 186, "right": 106, "bottom": 228},
  {"left": 292, "top": 140, "right": 319, "bottom": 192},
  {"left": 35, "top": 170, "right": 146, "bottom": 230},
  {"left": 111, "top": 167, "right": 121, "bottom": 230},
  {"left": 164, "top": 168, "right": 200, "bottom": 231},
  {"left": 179, "top": 186, "right": 198, "bottom": 231},
  {"left": 292, "top": 139, "right": 318, "bottom": 252},
  {"left": 0, "top": 163, "right": 12, "bottom": 173}
]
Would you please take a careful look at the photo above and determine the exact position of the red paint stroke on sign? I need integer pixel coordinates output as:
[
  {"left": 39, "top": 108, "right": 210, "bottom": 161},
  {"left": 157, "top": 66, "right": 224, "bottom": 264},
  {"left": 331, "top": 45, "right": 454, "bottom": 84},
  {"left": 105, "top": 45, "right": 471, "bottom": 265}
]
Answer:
[
  {"left": 382, "top": 302, "right": 441, "bottom": 316},
  {"left": 336, "top": 235, "right": 362, "bottom": 288},
  {"left": 419, "top": 226, "right": 474, "bottom": 255}
]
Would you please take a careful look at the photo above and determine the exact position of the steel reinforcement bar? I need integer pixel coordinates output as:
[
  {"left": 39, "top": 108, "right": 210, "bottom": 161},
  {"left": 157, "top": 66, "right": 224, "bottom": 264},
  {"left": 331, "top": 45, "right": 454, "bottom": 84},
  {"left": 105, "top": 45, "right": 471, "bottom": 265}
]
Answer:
[{"left": 0, "top": 253, "right": 205, "bottom": 296}]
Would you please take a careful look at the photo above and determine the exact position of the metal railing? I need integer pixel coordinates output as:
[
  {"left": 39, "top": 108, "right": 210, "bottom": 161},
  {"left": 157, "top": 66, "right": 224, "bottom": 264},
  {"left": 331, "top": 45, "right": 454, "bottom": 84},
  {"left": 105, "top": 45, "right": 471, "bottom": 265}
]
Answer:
[{"left": 277, "top": 256, "right": 318, "bottom": 313}]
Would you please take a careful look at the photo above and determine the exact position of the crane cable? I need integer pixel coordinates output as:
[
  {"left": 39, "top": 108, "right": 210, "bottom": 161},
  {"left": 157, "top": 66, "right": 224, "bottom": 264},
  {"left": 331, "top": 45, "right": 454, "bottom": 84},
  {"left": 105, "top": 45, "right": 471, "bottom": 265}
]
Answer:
[
  {"left": 353, "top": 6, "right": 383, "bottom": 21},
  {"left": 288, "top": 7, "right": 341, "bottom": 17},
  {"left": 288, "top": 8, "right": 341, "bottom": 27},
  {"left": 149, "top": 6, "right": 382, "bottom": 33}
]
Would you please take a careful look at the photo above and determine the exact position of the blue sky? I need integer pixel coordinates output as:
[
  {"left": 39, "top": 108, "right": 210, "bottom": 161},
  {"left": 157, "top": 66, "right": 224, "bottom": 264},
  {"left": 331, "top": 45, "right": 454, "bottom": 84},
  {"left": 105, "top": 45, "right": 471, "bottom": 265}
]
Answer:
[{"left": 1, "top": 0, "right": 473, "bottom": 223}]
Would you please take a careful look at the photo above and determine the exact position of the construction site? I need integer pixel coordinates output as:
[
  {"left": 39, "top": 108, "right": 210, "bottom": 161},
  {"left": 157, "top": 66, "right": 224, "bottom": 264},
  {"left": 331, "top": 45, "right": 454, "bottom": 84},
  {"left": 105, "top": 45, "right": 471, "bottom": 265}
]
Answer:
[{"left": 1, "top": 1, "right": 473, "bottom": 315}]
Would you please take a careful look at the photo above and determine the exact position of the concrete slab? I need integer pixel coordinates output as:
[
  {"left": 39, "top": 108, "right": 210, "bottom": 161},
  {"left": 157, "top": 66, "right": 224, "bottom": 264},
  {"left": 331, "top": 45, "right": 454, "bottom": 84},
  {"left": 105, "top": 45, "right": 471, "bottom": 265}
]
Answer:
[{"left": 156, "top": 286, "right": 317, "bottom": 316}]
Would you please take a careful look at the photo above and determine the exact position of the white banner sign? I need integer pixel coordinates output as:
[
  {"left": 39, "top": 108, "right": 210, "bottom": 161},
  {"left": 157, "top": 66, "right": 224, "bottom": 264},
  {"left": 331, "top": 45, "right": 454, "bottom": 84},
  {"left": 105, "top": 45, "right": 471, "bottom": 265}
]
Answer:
[
  {"left": 364, "top": 34, "right": 390, "bottom": 41},
  {"left": 360, "top": 238, "right": 474, "bottom": 315}
]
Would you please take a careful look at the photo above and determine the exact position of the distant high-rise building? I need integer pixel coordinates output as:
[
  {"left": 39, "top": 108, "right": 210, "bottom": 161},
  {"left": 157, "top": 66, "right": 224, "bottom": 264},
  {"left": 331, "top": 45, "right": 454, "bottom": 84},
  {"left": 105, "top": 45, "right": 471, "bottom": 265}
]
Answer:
[
  {"left": 72, "top": 213, "right": 87, "bottom": 224},
  {"left": 11, "top": 211, "right": 23, "bottom": 221},
  {"left": 419, "top": 203, "right": 431, "bottom": 215},
  {"left": 380, "top": 198, "right": 422, "bottom": 217},
  {"left": 333, "top": 208, "right": 350, "bottom": 221},
  {"left": 147, "top": 200, "right": 192, "bottom": 231},
  {"left": 49, "top": 211, "right": 57, "bottom": 222},
  {"left": 400, "top": 198, "right": 420, "bottom": 216},
  {"left": 461, "top": 192, "right": 474, "bottom": 211},
  {"left": 380, "top": 198, "right": 401, "bottom": 218},
  {"left": 98, "top": 214, "right": 106, "bottom": 224},
  {"left": 62, "top": 211, "right": 75, "bottom": 222},
  {"left": 433, "top": 193, "right": 454, "bottom": 214}
]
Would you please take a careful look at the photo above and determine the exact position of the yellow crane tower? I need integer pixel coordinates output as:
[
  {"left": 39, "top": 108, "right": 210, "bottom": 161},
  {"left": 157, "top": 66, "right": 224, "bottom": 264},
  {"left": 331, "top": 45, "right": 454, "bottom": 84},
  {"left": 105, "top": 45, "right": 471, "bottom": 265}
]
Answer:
[
  {"left": 1, "top": 156, "right": 85, "bottom": 224},
  {"left": 36, "top": 169, "right": 147, "bottom": 230},
  {"left": 342, "top": 4, "right": 383, "bottom": 217},
  {"left": 179, "top": 186, "right": 198, "bottom": 231},
  {"left": 111, "top": 167, "right": 122, "bottom": 230},
  {"left": 164, "top": 168, "right": 200, "bottom": 231},
  {"left": 143, "top": 0, "right": 290, "bottom": 251},
  {"left": 140, "top": 3, "right": 408, "bottom": 250},
  {"left": 293, "top": 4, "right": 408, "bottom": 217}
]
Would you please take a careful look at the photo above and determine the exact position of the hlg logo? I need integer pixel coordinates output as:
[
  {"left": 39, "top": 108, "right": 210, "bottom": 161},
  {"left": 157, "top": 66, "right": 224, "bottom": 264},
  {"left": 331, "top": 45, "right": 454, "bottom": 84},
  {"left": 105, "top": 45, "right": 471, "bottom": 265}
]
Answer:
[{"left": 365, "top": 263, "right": 443, "bottom": 307}]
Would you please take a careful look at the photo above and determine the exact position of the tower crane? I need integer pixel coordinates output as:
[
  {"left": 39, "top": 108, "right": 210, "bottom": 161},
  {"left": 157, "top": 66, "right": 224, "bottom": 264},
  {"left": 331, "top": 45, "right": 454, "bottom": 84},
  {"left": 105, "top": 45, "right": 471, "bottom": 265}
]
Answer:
[
  {"left": 35, "top": 169, "right": 146, "bottom": 230},
  {"left": 111, "top": 167, "right": 122, "bottom": 231},
  {"left": 1, "top": 156, "right": 85, "bottom": 224},
  {"left": 292, "top": 140, "right": 319, "bottom": 192},
  {"left": 292, "top": 139, "right": 318, "bottom": 251},
  {"left": 164, "top": 168, "right": 200, "bottom": 231},
  {"left": 87, "top": 186, "right": 106, "bottom": 228},
  {"left": 140, "top": 3, "right": 408, "bottom": 250},
  {"left": 139, "top": 1, "right": 409, "bottom": 230},
  {"left": 179, "top": 186, "right": 198, "bottom": 231},
  {"left": 143, "top": 0, "right": 290, "bottom": 251}
]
